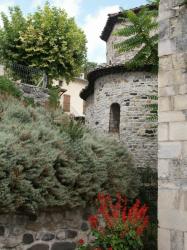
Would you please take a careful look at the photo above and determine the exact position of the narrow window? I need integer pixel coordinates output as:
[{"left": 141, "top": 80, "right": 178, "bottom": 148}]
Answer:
[
  {"left": 83, "top": 101, "right": 86, "bottom": 114},
  {"left": 109, "top": 103, "right": 120, "bottom": 133},
  {"left": 63, "top": 94, "right": 70, "bottom": 112},
  {"left": 59, "top": 80, "right": 63, "bottom": 87}
]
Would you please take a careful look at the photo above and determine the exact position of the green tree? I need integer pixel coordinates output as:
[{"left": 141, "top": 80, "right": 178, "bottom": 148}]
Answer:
[
  {"left": 114, "top": 1, "right": 159, "bottom": 71},
  {"left": 0, "top": 3, "right": 87, "bottom": 83},
  {"left": 0, "top": 7, "right": 27, "bottom": 64},
  {"left": 84, "top": 61, "right": 98, "bottom": 78}
]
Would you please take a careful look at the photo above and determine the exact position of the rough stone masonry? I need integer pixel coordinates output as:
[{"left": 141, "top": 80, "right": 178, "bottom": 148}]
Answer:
[
  {"left": 0, "top": 210, "right": 91, "bottom": 250},
  {"left": 81, "top": 6, "right": 158, "bottom": 169},
  {"left": 158, "top": 0, "right": 187, "bottom": 249}
]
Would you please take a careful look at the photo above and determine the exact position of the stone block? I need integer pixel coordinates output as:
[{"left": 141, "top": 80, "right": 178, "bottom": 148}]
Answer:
[
  {"left": 158, "top": 141, "right": 182, "bottom": 159},
  {"left": 159, "top": 69, "right": 187, "bottom": 88},
  {"left": 174, "top": 95, "right": 187, "bottom": 110},
  {"left": 56, "top": 230, "right": 66, "bottom": 240},
  {"left": 159, "top": 86, "right": 178, "bottom": 97},
  {"left": 159, "top": 55, "right": 173, "bottom": 71},
  {"left": 2, "top": 237, "right": 22, "bottom": 249},
  {"left": 158, "top": 123, "right": 169, "bottom": 141},
  {"left": 170, "top": 122, "right": 187, "bottom": 140},
  {"left": 170, "top": 16, "right": 182, "bottom": 39},
  {"left": 159, "top": 97, "right": 172, "bottom": 111},
  {"left": 51, "top": 242, "right": 76, "bottom": 250},
  {"left": 22, "top": 233, "right": 34, "bottom": 244},
  {"left": 159, "top": 39, "right": 176, "bottom": 56},
  {"left": 177, "top": 35, "right": 187, "bottom": 52},
  {"left": 158, "top": 208, "right": 187, "bottom": 231},
  {"left": 158, "top": 70, "right": 173, "bottom": 87},
  {"left": 81, "top": 222, "right": 89, "bottom": 231},
  {"left": 158, "top": 228, "right": 171, "bottom": 250},
  {"left": 172, "top": 52, "right": 187, "bottom": 70},
  {"left": 41, "top": 233, "right": 55, "bottom": 241},
  {"left": 179, "top": 84, "right": 187, "bottom": 95},
  {"left": 28, "top": 244, "right": 49, "bottom": 250},
  {"left": 159, "top": 111, "right": 185, "bottom": 122},
  {"left": 65, "top": 230, "right": 78, "bottom": 239},
  {"left": 184, "top": 232, "right": 187, "bottom": 250},
  {"left": 172, "top": 0, "right": 186, "bottom": 6},
  {"left": 158, "top": 159, "right": 170, "bottom": 178},
  {"left": 0, "top": 226, "right": 5, "bottom": 236},
  {"left": 159, "top": 19, "right": 170, "bottom": 40},
  {"left": 182, "top": 142, "right": 187, "bottom": 157},
  {"left": 158, "top": 188, "right": 182, "bottom": 210},
  {"left": 171, "top": 230, "right": 184, "bottom": 250}
]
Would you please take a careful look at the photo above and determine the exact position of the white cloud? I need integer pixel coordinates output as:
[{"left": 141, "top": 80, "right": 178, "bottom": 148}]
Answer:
[
  {"left": 0, "top": 1, "right": 15, "bottom": 27},
  {"left": 31, "top": 0, "right": 45, "bottom": 8},
  {"left": 31, "top": 0, "right": 83, "bottom": 17},
  {"left": 51, "top": 0, "right": 83, "bottom": 17},
  {"left": 82, "top": 5, "right": 120, "bottom": 64}
]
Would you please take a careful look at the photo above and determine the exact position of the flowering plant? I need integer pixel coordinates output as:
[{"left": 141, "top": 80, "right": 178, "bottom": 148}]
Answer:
[{"left": 77, "top": 193, "right": 149, "bottom": 250}]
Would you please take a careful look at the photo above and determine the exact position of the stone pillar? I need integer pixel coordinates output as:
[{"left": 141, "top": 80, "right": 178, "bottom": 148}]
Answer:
[{"left": 158, "top": 1, "right": 187, "bottom": 249}]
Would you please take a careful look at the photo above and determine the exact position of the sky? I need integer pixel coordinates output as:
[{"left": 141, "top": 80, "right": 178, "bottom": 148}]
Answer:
[{"left": 0, "top": 0, "right": 147, "bottom": 63}]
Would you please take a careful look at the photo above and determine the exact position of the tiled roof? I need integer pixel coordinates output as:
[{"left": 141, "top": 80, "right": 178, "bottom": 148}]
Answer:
[
  {"left": 80, "top": 64, "right": 154, "bottom": 100},
  {"left": 100, "top": 4, "right": 157, "bottom": 42}
]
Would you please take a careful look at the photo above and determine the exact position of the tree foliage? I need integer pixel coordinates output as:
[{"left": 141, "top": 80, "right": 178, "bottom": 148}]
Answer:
[
  {"left": 0, "top": 76, "right": 22, "bottom": 98},
  {"left": 84, "top": 61, "right": 98, "bottom": 78},
  {"left": 0, "top": 95, "right": 140, "bottom": 215},
  {"left": 0, "top": 4, "right": 87, "bottom": 83},
  {"left": 114, "top": 2, "right": 159, "bottom": 71}
]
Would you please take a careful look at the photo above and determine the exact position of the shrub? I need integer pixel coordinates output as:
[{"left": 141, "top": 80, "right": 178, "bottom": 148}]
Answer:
[
  {"left": 0, "top": 96, "right": 140, "bottom": 215},
  {"left": 77, "top": 193, "right": 149, "bottom": 250},
  {"left": 0, "top": 76, "right": 21, "bottom": 97},
  {"left": 48, "top": 86, "right": 61, "bottom": 109}
]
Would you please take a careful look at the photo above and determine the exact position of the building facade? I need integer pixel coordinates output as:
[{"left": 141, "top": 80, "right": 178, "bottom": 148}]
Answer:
[
  {"left": 53, "top": 75, "right": 87, "bottom": 117},
  {"left": 158, "top": 1, "right": 187, "bottom": 249},
  {"left": 80, "top": 6, "right": 158, "bottom": 169},
  {"left": 0, "top": 65, "right": 4, "bottom": 76},
  {"left": 58, "top": 76, "right": 87, "bottom": 117}
]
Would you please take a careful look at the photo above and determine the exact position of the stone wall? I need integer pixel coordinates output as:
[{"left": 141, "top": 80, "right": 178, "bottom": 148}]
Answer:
[
  {"left": 106, "top": 22, "right": 139, "bottom": 65},
  {"left": 18, "top": 83, "right": 49, "bottom": 105},
  {"left": 0, "top": 210, "right": 91, "bottom": 250},
  {"left": 158, "top": 1, "right": 187, "bottom": 249},
  {"left": 85, "top": 71, "right": 158, "bottom": 169}
]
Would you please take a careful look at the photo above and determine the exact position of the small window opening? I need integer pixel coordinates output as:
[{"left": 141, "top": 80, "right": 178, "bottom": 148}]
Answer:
[{"left": 109, "top": 103, "right": 120, "bottom": 133}]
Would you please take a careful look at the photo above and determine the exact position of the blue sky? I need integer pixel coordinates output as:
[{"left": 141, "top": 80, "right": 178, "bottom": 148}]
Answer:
[{"left": 0, "top": 0, "right": 147, "bottom": 63}]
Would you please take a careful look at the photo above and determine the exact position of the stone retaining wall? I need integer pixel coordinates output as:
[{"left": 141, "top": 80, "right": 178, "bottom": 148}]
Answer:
[
  {"left": 0, "top": 210, "right": 91, "bottom": 250},
  {"left": 18, "top": 83, "right": 49, "bottom": 105}
]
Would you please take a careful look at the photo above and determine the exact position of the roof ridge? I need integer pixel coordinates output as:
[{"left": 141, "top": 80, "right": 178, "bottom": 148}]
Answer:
[{"left": 100, "top": 3, "right": 157, "bottom": 42}]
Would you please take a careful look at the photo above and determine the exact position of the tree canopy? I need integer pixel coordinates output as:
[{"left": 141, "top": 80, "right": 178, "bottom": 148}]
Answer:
[
  {"left": 0, "top": 4, "right": 87, "bottom": 82},
  {"left": 114, "top": 1, "right": 159, "bottom": 71}
]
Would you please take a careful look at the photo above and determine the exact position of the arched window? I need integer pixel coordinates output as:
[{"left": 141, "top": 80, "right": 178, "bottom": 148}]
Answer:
[{"left": 109, "top": 103, "right": 120, "bottom": 133}]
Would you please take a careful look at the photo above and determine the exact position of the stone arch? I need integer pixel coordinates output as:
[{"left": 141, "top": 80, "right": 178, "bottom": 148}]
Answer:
[{"left": 109, "top": 103, "right": 120, "bottom": 133}]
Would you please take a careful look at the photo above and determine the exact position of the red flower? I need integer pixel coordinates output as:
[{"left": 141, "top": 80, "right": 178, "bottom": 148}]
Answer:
[
  {"left": 78, "top": 239, "right": 84, "bottom": 245},
  {"left": 88, "top": 215, "right": 99, "bottom": 229}
]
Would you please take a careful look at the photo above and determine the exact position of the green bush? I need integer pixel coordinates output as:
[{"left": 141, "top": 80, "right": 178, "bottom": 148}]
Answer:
[
  {"left": 0, "top": 96, "right": 140, "bottom": 215},
  {"left": 0, "top": 76, "right": 22, "bottom": 97},
  {"left": 48, "top": 86, "right": 60, "bottom": 109}
]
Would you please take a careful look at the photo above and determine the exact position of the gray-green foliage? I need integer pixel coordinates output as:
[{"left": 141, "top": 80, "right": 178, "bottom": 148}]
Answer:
[
  {"left": 0, "top": 76, "right": 22, "bottom": 97},
  {"left": 0, "top": 96, "right": 139, "bottom": 215}
]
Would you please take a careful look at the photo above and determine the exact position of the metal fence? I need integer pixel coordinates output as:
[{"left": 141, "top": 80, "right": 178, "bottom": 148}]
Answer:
[{"left": 7, "top": 63, "right": 48, "bottom": 88}]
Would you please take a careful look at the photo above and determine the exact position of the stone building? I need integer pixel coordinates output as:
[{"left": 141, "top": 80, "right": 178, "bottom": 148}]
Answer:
[
  {"left": 80, "top": 5, "right": 158, "bottom": 169},
  {"left": 158, "top": 1, "right": 187, "bottom": 249}
]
